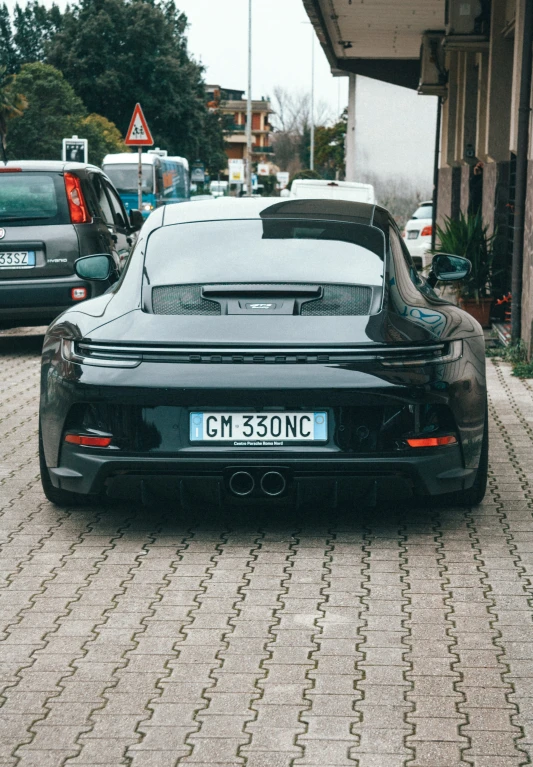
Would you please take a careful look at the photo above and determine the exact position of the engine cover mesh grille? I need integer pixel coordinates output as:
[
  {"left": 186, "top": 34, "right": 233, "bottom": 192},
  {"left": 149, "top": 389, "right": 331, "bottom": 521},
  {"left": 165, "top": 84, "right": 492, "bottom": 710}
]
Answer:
[
  {"left": 151, "top": 284, "right": 373, "bottom": 316},
  {"left": 301, "top": 285, "right": 372, "bottom": 316},
  {"left": 152, "top": 285, "right": 221, "bottom": 316}
]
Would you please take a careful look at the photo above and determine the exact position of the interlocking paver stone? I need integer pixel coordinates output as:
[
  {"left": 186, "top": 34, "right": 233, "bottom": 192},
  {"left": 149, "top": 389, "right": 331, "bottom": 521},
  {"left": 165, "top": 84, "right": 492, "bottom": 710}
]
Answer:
[{"left": 2, "top": 333, "right": 533, "bottom": 763}]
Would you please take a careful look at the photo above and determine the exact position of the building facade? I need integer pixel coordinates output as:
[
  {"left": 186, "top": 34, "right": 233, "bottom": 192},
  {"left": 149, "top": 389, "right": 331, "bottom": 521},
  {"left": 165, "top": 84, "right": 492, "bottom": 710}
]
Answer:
[
  {"left": 206, "top": 85, "right": 274, "bottom": 169},
  {"left": 303, "top": 0, "right": 533, "bottom": 350}
]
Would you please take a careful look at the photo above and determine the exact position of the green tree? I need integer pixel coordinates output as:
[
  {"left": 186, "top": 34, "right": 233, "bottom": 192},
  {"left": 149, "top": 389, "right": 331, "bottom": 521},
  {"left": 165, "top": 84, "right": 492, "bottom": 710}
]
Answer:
[
  {"left": 12, "top": 1, "right": 63, "bottom": 67},
  {"left": 6, "top": 62, "right": 85, "bottom": 160},
  {"left": 79, "top": 113, "right": 129, "bottom": 166},
  {"left": 0, "top": 66, "right": 28, "bottom": 161},
  {"left": 289, "top": 169, "right": 322, "bottom": 187},
  {"left": 314, "top": 110, "right": 347, "bottom": 179},
  {"left": 47, "top": 0, "right": 223, "bottom": 166},
  {"left": 6, "top": 62, "right": 128, "bottom": 164},
  {"left": 0, "top": 5, "right": 17, "bottom": 73},
  {"left": 199, "top": 109, "right": 229, "bottom": 176}
]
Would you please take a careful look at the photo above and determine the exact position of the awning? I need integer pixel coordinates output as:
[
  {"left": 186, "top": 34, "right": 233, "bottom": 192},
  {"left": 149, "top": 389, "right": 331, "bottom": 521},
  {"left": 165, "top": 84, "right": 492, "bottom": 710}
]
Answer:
[{"left": 302, "top": 0, "right": 446, "bottom": 89}]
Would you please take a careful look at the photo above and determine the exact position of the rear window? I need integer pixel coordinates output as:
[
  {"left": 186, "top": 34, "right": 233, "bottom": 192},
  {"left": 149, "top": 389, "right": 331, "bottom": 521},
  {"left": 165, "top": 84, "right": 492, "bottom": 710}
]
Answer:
[
  {"left": 144, "top": 219, "right": 385, "bottom": 287},
  {"left": 0, "top": 173, "right": 63, "bottom": 223},
  {"left": 412, "top": 205, "right": 432, "bottom": 220}
]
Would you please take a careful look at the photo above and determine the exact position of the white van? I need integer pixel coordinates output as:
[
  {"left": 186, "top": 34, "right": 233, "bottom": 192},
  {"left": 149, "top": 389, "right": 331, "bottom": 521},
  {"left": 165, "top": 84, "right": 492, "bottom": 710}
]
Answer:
[
  {"left": 290, "top": 179, "right": 376, "bottom": 204},
  {"left": 210, "top": 180, "right": 229, "bottom": 198}
]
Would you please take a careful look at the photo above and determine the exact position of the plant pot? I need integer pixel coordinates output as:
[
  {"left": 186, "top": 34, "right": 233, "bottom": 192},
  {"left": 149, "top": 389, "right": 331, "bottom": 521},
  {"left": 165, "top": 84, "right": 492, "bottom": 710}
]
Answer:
[{"left": 458, "top": 297, "right": 493, "bottom": 328}]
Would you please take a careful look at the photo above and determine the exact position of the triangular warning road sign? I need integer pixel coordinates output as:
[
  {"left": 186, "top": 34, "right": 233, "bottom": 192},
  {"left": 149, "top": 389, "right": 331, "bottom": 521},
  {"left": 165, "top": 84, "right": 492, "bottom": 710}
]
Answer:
[{"left": 125, "top": 103, "right": 154, "bottom": 146}]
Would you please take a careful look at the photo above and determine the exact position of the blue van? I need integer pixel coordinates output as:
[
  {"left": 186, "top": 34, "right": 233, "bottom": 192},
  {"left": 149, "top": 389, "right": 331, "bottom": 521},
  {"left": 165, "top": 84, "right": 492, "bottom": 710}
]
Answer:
[{"left": 102, "top": 152, "right": 190, "bottom": 218}]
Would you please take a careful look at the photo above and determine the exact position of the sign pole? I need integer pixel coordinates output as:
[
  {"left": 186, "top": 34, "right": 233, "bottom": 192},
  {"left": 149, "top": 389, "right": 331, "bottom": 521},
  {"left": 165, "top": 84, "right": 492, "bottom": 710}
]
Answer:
[
  {"left": 124, "top": 104, "right": 154, "bottom": 213},
  {"left": 138, "top": 147, "right": 142, "bottom": 210}
]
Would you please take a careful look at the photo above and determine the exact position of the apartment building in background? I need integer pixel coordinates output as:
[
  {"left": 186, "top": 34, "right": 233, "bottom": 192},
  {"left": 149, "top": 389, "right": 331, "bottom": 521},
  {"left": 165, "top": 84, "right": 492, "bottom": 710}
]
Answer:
[{"left": 206, "top": 85, "right": 274, "bottom": 171}]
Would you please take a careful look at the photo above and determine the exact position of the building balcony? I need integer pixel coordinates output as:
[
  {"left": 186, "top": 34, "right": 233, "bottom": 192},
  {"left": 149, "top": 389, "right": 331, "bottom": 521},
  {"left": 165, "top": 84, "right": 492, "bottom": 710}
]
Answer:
[
  {"left": 224, "top": 125, "right": 271, "bottom": 135},
  {"left": 224, "top": 124, "right": 245, "bottom": 133},
  {"left": 252, "top": 145, "right": 274, "bottom": 154}
]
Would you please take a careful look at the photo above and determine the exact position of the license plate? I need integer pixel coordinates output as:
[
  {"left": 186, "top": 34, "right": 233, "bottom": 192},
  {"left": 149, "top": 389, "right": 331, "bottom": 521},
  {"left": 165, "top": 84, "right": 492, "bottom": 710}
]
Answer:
[
  {"left": 408, "top": 231, "right": 419, "bottom": 240},
  {"left": 189, "top": 411, "right": 328, "bottom": 445},
  {"left": 0, "top": 251, "right": 36, "bottom": 268}
]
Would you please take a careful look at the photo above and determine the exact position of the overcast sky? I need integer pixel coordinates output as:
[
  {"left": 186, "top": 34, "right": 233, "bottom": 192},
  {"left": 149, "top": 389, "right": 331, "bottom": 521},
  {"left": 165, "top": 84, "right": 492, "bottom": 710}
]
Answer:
[{"left": 6, "top": 0, "right": 438, "bottom": 188}]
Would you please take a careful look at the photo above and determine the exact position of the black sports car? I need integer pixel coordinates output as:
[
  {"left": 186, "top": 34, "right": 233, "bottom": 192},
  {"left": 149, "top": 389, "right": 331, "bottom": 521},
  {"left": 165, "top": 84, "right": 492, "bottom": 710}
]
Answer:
[{"left": 39, "top": 198, "right": 487, "bottom": 509}]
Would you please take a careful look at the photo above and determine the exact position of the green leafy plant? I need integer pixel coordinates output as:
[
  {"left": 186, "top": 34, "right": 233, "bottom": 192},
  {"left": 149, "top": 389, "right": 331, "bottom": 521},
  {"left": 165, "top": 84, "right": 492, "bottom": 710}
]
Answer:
[
  {"left": 434, "top": 211, "right": 498, "bottom": 302},
  {"left": 0, "top": 65, "right": 27, "bottom": 161},
  {"left": 485, "top": 340, "right": 533, "bottom": 377},
  {"left": 511, "top": 360, "right": 533, "bottom": 377}
]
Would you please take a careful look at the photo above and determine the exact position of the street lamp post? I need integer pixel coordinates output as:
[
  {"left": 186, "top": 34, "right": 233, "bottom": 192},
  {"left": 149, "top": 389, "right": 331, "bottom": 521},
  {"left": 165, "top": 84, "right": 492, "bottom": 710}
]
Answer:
[
  {"left": 310, "top": 30, "right": 315, "bottom": 171},
  {"left": 246, "top": 0, "right": 253, "bottom": 197}
]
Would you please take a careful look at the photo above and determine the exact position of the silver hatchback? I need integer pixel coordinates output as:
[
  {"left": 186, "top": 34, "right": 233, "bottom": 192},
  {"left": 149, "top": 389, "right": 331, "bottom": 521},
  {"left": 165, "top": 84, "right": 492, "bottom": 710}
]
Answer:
[{"left": 0, "top": 161, "right": 143, "bottom": 328}]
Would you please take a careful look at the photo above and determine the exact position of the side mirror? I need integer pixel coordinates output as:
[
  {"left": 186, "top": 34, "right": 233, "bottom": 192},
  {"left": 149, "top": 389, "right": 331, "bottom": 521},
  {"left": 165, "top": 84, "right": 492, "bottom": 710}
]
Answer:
[
  {"left": 129, "top": 209, "right": 144, "bottom": 231},
  {"left": 429, "top": 254, "right": 471, "bottom": 285},
  {"left": 75, "top": 254, "right": 116, "bottom": 281}
]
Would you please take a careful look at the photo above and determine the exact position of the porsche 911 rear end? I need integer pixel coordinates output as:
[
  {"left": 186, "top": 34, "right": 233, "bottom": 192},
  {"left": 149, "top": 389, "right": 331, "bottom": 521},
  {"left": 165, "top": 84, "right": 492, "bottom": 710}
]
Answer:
[{"left": 40, "top": 200, "right": 487, "bottom": 509}]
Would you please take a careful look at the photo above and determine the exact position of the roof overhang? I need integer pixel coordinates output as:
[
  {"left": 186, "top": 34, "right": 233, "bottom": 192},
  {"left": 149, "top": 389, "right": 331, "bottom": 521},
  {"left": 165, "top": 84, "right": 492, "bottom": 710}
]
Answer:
[{"left": 302, "top": 0, "right": 446, "bottom": 90}]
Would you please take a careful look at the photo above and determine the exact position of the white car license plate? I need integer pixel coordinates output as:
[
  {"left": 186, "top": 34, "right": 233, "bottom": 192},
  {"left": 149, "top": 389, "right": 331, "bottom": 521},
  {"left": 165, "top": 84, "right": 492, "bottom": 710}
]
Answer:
[
  {"left": 189, "top": 411, "right": 328, "bottom": 445},
  {"left": 408, "top": 231, "right": 419, "bottom": 240},
  {"left": 0, "top": 251, "right": 36, "bottom": 268}
]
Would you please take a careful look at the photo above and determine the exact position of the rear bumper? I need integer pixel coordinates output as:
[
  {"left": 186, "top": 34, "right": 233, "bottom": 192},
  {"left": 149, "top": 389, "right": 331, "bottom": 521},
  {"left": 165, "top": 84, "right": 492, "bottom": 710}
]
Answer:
[
  {"left": 0, "top": 275, "right": 97, "bottom": 323},
  {"left": 50, "top": 444, "right": 475, "bottom": 504}
]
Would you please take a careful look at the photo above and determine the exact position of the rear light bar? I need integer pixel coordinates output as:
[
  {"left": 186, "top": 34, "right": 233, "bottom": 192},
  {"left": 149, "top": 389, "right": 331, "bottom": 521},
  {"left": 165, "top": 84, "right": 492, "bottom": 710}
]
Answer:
[
  {"left": 407, "top": 435, "right": 457, "bottom": 448},
  {"left": 64, "top": 433, "right": 112, "bottom": 447},
  {"left": 421, "top": 225, "right": 433, "bottom": 237},
  {"left": 64, "top": 173, "right": 90, "bottom": 224},
  {"left": 381, "top": 340, "right": 462, "bottom": 367},
  {"left": 0, "top": 167, "right": 22, "bottom": 173},
  {"left": 62, "top": 338, "right": 141, "bottom": 368}
]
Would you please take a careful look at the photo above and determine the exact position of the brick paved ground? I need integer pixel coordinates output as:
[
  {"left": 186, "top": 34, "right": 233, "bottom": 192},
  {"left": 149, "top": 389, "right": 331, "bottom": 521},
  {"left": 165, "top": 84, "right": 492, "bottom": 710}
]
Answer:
[{"left": 1, "top": 330, "right": 533, "bottom": 767}]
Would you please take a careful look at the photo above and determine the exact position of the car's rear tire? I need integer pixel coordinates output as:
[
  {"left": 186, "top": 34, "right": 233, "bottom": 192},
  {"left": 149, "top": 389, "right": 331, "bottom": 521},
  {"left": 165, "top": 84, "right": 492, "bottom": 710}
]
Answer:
[
  {"left": 39, "top": 429, "right": 87, "bottom": 507},
  {"left": 438, "top": 409, "right": 488, "bottom": 507}
]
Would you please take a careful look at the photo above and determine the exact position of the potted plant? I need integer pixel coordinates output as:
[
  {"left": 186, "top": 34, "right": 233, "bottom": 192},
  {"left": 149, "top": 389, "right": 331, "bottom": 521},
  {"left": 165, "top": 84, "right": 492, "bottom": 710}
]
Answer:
[{"left": 433, "top": 211, "right": 497, "bottom": 328}]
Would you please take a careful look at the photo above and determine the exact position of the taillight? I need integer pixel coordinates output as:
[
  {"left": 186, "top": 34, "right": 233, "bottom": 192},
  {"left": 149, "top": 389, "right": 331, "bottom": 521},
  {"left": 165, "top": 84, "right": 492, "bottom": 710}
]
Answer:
[
  {"left": 64, "top": 434, "right": 112, "bottom": 447},
  {"left": 0, "top": 167, "right": 22, "bottom": 173},
  {"left": 71, "top": 287, "right": 87, "bottom": 301},
  {"left": 421, "top": 225, "right": 432, "bottom": 237},
  {"left": 407, "top": 435, "right": 457, "bottom": 448},
  {"left": 64, "top": 173, "right": 90, "bottom": 224}
]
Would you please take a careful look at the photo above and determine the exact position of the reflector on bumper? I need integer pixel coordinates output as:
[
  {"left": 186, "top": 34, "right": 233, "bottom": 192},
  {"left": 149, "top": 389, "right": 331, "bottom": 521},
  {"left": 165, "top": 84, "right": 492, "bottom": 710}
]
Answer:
[
  {"left": 65, "top": 434, "right": 112, "bottom": 447},
  {"left": 406, "top": 435, "right": 457, "bottom": 448}
]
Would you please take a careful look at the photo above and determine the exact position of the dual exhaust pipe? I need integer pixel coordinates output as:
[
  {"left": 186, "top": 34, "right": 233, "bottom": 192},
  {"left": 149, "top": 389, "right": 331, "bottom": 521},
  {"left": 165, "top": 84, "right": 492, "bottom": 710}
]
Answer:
[{"left": 228, "top": 470, "right": 286, "bottom": 498}]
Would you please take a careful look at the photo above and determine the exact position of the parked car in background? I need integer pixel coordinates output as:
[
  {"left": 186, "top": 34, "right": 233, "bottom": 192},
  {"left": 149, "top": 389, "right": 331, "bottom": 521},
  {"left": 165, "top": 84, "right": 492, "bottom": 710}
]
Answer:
[
  {"left": 290, "top": 179, "right": 376, "bottom": 204},
  {"left": 210, "top": 180, "right": 229, "bottom": 198},
  {"left": 403, "top": 200, "right": 433, "bottom": 270},
  {"left": 102, "top": 153, "right": 190, "bottom": 218},
  {"left": 0, "top": 161, "right": 143, "bottom": 329}
]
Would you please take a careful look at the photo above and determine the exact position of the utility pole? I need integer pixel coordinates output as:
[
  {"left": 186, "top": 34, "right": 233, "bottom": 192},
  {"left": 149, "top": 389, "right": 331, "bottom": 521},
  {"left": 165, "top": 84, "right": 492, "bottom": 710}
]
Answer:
[
  {"left": 345, "top": 74, "right": 356, "bottom": 181},
  {"left": 245, "top": 0, "right": 253, "bottom": 197},
  {"left": 310, "top": 30, "right": 315, "bottom": 171}
]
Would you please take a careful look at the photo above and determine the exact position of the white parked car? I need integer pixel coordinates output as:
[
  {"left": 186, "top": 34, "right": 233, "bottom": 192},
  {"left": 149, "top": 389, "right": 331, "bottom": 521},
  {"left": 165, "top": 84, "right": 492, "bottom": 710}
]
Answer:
[
  {"left": 403, "top": 201, "right": 433, "bottom": 270},
  {"left": 290, "top": 179, "right": 375, "bottom": 204},
  {"left": 210, "top": 180, "right": 229, "bottom": 198}
]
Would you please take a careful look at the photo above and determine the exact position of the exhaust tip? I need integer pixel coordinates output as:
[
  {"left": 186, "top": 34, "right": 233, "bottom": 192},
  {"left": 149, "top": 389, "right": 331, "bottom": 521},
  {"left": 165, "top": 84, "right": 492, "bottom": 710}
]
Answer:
[
  {"left": 228, "top": 471, "right": 255, "bottom": 497},
  {"left": 260, "top": 471, "right": 286, "bottom": 497}
]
